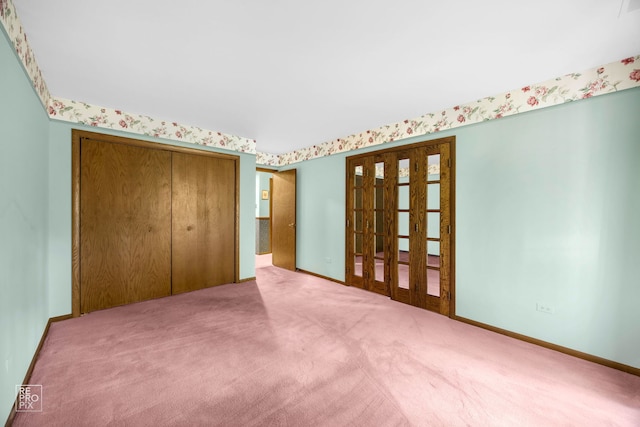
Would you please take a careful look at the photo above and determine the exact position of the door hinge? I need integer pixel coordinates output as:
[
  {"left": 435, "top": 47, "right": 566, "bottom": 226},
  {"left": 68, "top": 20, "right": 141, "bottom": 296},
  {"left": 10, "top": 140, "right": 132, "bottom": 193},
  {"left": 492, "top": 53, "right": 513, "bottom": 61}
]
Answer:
[
  {"left": 414, "top": 161, "right": 418, "bottom": 172},
  {"left": 448, "top": 225, "right": 451, "bottom": 234},
  {"left": 448, "top": 158, "right": 451, "bottom": 168},
  {"left": 346, "top": 219, "right": 350, "bottom": 228},
  {"left": 414, "top": 223, "right": 418, "bottom": 232}
]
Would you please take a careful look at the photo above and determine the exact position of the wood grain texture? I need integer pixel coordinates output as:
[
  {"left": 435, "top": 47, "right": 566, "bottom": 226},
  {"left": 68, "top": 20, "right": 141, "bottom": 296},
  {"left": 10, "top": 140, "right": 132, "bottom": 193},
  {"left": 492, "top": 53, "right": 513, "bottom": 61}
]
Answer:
[
  {"left": 344, "top": 136, "right": 456, "bottom": 316},
  {"left": 361, "top": 157, "right": 374, "bottom": 291},
  {"left": 448, "top": 141, "right": 457, "bottom": 318},
  {"left": 80, "top": 139, "right": 172, "bottom": 313},
  {"left": 172, "top": 152, "right": 236, "bottom": 294},
  {"left": 272, "top": 169, "right": 297, "bottom": 271},
  {"left": 73, "top": 130, "right": 240, "bottom": 314},
  {"left": 438, "top": 142, "right": 452, "bottom": 316},
  {"left": 345, "top": 159, "right": 365, "bottom": 289},
  {"left": 71, "top": 132, "right": 81, "bottom": 317},
  {"left": 384, "top": 153, "right": 398, "bottom": 300},
  {"left": 410, "top": 147, "right": 427, "bottom": 309}
]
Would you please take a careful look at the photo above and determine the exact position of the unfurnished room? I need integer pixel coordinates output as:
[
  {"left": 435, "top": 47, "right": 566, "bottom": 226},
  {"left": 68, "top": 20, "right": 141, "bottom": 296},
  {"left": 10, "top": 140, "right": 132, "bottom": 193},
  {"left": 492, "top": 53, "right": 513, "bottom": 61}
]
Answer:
[{"left": 1, "top": 1, "right": 640, "bottom": 426}]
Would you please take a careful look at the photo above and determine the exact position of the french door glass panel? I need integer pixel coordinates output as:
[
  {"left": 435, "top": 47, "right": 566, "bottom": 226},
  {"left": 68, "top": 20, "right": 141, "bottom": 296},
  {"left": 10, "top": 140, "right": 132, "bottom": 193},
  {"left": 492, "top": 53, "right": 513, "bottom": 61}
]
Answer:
[{"left": 346, "top": 137, "right": 452, "bottom": 315}]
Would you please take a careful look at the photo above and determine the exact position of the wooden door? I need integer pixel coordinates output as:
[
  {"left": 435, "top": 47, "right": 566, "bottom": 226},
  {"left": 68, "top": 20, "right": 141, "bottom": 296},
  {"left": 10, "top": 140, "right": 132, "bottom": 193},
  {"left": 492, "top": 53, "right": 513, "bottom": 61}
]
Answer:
[
  {"left": 390, "top": 143, "right": 452, "bottom": 315},
  {"left": 426, "top": 143, "right": 452, "bottom": 315},
  {"left": 345, "top": 137, "right": 454, "bottom": 316},
  {"left": 390, "top": 150, "right": 412, "bottom": 305},
  {"left": 272, "top": 169, "right": 296, "bottom": 270},
  {"left": 80, "top": 139, "right": 172, "bottom": 313},
  {"left": 345, "top": 156, "right": 389, "bottom": 295},
  {"left": 346, "top": 157, "right": 369, "bottom": 289},
  {"left": 172, "top": 152, "right": 236, "bottom": 294}
]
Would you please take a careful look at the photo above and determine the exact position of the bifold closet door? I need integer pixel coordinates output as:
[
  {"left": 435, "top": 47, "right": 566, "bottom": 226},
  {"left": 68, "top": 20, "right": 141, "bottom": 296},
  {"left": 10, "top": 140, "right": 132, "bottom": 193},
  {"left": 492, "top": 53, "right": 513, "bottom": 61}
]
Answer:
[
  {"left": 171, "top": 152, "right": 236, "bottom": 294},
  {"left": 80, "top": 139, "right": 172, "bottom": 313}
]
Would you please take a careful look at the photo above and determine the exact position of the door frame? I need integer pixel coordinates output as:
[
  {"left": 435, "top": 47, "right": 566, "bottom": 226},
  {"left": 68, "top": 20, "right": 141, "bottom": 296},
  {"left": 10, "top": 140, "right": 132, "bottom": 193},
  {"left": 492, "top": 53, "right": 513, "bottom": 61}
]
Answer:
[
  {"left": 345, "top": 136, "right": 456, "bottom": 317},
  {"left": 71, "top": 130, "right": 240, "bottom": 317},
  {"left": 256, "top": 167, "right": 278, "bottom": 255}
]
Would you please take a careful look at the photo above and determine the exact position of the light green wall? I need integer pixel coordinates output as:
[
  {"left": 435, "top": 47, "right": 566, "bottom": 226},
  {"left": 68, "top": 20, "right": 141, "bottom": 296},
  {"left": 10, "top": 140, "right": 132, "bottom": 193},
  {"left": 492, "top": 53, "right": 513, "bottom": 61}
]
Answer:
[
  {"left": 292, "top": 87, "right": 640, "bottom": 369},
  {"left": 47, "top": 122, "right": 257, "bottom": 317},
  {"left": 1, "top": 34, "right": 257, "bottom": 424},
  {"left": 0, "top": 29, "right": 50, "bottom": 422},
  {"left": 455, "top": 88, "right": 640, "bottom": 369},
  {"left": 255, "top": 171, "right": 272, "bottom": 217},
  {"left": 2, "top": 20, "right": 639, "bottom": 424}
]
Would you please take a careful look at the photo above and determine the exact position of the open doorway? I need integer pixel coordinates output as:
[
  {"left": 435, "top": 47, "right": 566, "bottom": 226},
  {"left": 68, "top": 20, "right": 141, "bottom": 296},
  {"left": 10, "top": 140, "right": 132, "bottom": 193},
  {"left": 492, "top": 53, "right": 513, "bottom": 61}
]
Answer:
[
  {"left": 256, "top": 169, "right": 274, "bottom": 268},
  {"left": 255, "top": 167, "right": 297, "bottom": 271}
]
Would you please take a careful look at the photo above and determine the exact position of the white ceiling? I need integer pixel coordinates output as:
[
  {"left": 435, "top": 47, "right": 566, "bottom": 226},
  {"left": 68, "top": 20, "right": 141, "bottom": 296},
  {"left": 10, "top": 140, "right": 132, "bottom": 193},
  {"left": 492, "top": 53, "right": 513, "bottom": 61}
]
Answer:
[{"left": 12, "top": 0, "right": 640, "bottom": 155}]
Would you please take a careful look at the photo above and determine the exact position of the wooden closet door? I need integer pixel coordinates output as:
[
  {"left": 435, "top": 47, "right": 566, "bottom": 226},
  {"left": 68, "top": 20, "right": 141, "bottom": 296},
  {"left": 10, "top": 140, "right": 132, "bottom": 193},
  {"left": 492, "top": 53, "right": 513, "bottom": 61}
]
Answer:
[
  {"left": 172, "top": 152, "right": 236, "bottom": 294},
  {"left": 80, "top": 139, "right": 172, "bottom": 313}
]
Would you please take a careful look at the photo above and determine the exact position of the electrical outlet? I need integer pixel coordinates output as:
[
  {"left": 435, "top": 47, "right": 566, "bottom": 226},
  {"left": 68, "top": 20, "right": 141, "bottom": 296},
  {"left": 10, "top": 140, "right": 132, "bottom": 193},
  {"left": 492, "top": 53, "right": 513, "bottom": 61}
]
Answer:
[{"left": 536, "top": 302, "right": 555, "bottom": 314}]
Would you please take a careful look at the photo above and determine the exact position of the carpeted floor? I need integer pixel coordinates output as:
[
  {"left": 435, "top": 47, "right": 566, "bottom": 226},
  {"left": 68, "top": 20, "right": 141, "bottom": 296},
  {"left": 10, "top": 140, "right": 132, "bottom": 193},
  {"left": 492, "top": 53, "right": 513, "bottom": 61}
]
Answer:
[{"left": 13, "top": 255, "right": 640, "bottom": 426}]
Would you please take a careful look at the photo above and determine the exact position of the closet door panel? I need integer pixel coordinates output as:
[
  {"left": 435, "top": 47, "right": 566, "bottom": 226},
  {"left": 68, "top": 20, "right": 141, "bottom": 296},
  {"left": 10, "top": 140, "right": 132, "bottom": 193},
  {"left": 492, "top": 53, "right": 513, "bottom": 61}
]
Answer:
[
  {"left": 172, "top": 153, "right": 236, "bottom": 294},
  {"left": 80, "top": 139, "right": 172, "bottom": 313}
]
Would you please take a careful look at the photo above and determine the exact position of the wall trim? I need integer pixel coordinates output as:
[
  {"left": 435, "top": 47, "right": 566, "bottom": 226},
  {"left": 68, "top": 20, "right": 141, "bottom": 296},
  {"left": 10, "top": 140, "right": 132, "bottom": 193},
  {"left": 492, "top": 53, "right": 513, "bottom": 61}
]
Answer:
[
  {"left": 4, "top": 314, "right": 72, "bottom": 427},
  {"left": 265, "top": 54, "right": 640, "bottom": 167},
  {"left": 453, "top": 315, "right": 640, "bottom": 377},
  {"left": 238, "top": 277, "right": 257, "bottom": 283},
  {"left": 0, "top": 0, "right": 255, "bottom": 156},
  {"left": 3, "top": 0, "right": 639, "bottom": 165},
  {"left": 49, "top": 100, "right": 256, "bottom": 155},
  {"left": 298, "top": 269, "right": 346, "bottom": 286},
  {"left": 0, "top": 0, "right": 51, "bottom": 109}
]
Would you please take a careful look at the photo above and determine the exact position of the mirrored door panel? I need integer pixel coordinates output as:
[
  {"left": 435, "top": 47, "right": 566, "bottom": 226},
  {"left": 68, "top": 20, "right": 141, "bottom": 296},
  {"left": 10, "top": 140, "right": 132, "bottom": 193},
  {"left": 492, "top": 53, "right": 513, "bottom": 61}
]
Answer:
[
  {"left": 371, "top": 159, "right": 387, "bottom": 294},
  {"left": 347, "top": 162, "right": 366, "bottom": 288},
  {"left": 395, "top": 156, "right": 411, "bottom": 302}
]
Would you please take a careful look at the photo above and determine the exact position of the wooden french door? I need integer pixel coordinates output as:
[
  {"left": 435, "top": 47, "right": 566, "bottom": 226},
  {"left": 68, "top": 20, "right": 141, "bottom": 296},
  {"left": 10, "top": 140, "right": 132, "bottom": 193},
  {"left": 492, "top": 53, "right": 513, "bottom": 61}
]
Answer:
[
  {"left": 346, "top": 137, "right": 454, "bottom": 316},
  {"left": 272, "top": 169, "right": 297, "bottom": 271},
  {"left": 346, "top": 156, "right": 388, "bottom": 295}
]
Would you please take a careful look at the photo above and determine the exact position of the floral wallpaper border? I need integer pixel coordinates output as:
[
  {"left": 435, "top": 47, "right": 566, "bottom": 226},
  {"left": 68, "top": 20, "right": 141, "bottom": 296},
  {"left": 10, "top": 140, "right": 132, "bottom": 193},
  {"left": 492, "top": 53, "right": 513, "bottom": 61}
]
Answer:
[
  {"left": 262, "top": 54, "right": 640, "bottom": 167},
  {"left": 255, "top": 152, "right": 280, "bottom": 167},
  {"left": 0, "top": 0, "right": 51, "bottom": 108},
  {"left": 1, "top": 0, "right": 256, "bottom": 155},
  {"left": 3, "top": 0, "right": 639, "bottom": 162},
  {"left": 366, "top": 164, "right": 439, "bottom": 179},
  {"left": 48, "top": 98, "right": 257, "bottom": 154}
]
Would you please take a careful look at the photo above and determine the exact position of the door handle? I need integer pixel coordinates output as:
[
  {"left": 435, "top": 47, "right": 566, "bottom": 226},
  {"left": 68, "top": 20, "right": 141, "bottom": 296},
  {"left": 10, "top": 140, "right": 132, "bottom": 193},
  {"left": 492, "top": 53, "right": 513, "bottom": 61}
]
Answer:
[{"left": 288, "top": 223, "right": 296, "bottom": 228}]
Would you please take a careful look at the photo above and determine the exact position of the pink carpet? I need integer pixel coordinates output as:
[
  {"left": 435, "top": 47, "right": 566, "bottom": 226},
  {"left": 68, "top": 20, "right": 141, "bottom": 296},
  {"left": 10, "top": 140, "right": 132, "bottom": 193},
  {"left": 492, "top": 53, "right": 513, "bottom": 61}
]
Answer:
[
  {"left": 13, "top": 255, "right": 640, "bottom": 426},
  {"left": 356, "top": 253, "right": 441, "bottom": 295}
]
